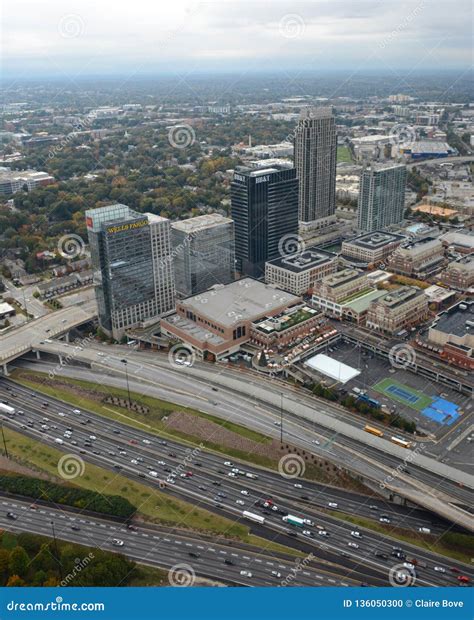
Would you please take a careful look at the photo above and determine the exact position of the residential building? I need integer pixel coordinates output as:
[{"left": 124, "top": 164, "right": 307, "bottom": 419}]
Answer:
[
  {"left": 439, "top": 256, "right": 474, "bottom": 292},
  {"left": 357, "top": 163, "right": 407, "bottom": 232},
  {"left": 341, "top": 231, "right": 406, "bottom": 266},
  {"left": 366, "top": 286, "right": 429, "bottom": 335},
  {"left": 231, "top": 165, "right": 299, "bottom": 279},
  {"left": 387, "top": 237, "right": 445, "bottom": 277},
  {"left": 264, "top": 248, "right": 337, "bottom": 295},
  {"left": 161, "top": 278, "right": 300, "bottom": 359},
  {"left": 85, "top": 204, "right": 175, "bottom": 339},
  {"left": 294, "top": 107, "right": 337, "bottom": 231},
  {"left": 171, "top": 214, "right": 235, "bottom": 297}
]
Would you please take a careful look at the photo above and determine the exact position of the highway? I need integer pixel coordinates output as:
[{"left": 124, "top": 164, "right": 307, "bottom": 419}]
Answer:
[
  {"left": 24, "top": 342, "right": 474, "bottom": 529},
  {"left": 0, "top": 496, "right": 354, "bottom": 587},
  {"left": 1, "top": 378, "right": 472, "bottom": 587}
]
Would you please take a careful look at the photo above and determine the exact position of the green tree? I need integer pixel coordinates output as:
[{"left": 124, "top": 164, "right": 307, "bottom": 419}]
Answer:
[{"left": 8, "top": 547, "right": 29, "bottom": 578}]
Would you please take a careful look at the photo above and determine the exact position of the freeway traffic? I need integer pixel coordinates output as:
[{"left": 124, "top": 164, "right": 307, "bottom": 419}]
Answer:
[
  {"left": 1, "top": 378, "right": 472, "bottom": 587},
  {"left": 0, "top": 496, "right": 352, "bottom": 587}
]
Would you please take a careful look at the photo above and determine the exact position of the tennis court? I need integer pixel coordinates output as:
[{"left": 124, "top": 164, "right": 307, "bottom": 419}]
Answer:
[
  {"left": 373, "top": 377, "right": 433, "bottom": 412},
  {"left": 421, "top": 398, "right": 461, "bottom": 426}
]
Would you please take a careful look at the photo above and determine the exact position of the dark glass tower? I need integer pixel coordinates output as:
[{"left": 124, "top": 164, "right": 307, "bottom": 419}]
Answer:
[{"left": 231, "top": 165, "right": 299, "bottom": 279}]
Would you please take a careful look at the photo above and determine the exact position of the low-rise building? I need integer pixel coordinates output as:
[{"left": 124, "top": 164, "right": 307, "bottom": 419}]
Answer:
[
  {"left": 0, "top": 302, "right": 15, "bottom": 320},
  {"left": 366, "top": 286, "right": 429, "bottom": 335},
  {"left": 341, "top": 231, "right": 406, "bottom": 266},
  {"left": 0, "top": 169, "right": 55, "bottom": 195},
  {"left": 313, "top": 269, "right": 370, "bottom": 305},
  {"left": 438, "top": 256, "right": 474, "bottom": 292},
  {"left": 440, "top": 231, "right": 474, "bottom": 255},
  {"left": 250, "top": 304, "right": 322, "bottom": 348},
  {"left": 265, "top": 248, "right": 337, "bottom": 295},
  {"left": 387, "top": 237, "right": 445, "bottom": 277},
  {"left": 161, "top": 278, "right": 300, "bottom": 359},
  {"left": 427, "top": 301, "right": 474, "bottom": 369}
]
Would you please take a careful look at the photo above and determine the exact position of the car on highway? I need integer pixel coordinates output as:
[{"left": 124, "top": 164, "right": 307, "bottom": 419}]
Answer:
[
  {"left": 157, "top": 461, "right": 166, "bottom": 466},
  {"left": 351, "top": 531, "right": 362, "bottom": 538},
  {"left": 271, "top": 571, "right": 282, "bottom": 578},
  {"left": 142, "top": 439, "right": 151, "bottom": 445},
  {"left": 274, "top": 421, "right": 281, "bottom": 426},
  {"left": 348, "top": 542, "right": 359, "bottom": 549},
  {"left": 223, "top": 461, "right": 233, "bottom": 467},
  {"left": 318, "top": 530, "right": 329, "bottom": 537},
  {"left": 369, "top": 505, "right": 378, "bottom": 511},
  {"left": 228, "top": 472, "right": 236, "bottom": 477},
  {"left": 303, "top": 519, "right": 314, "bottom": 526},
  {"left": 328, "top": 502, "right": 338, "bottom": 508},
  {"left": 6, "top": 512, "right": 17, "bottom": 520},
  {"left": 240, "top": 490, "right": 249, "bottom": 496},
  {"left": 89, "top": 435, "right": 97, "bottom": 440},
  {"left": 433, "top": 566, "right": 446, "bottom": 573},
  {"left": 236, "top": 500, "right": 245, "bottom": 506},
  {"left": 112, "top": 539, "right": 124, "bottom": 547},
  {"left": 379, "top": 517, "right": 391, "bottom": 524},
  {"left": 148, "top": 471, "right": 159, "bottom": 478},
  {"left": 294, "top": 483, "right": 302, "bottom": 489},
  {"left": 311, "top": 439, "right": 320, "bottom": 445},
  {"left": 54, "top": 438, "right": 64, "bottom": 445},
  {"left": 168, "top": 452, "right": 177, "bottom": 458},
  {"left": 302, "top": 530, "right": 313, "bottom": 538},
  {"left": 188, "top": 552, "right": 200, "bottom": 559},
  {"left": 240, "top": 570, "right": 252, "bottom": 578},
  {"left": 375, "top": 552, "right": 388, "bottom": 560},
  {"left": 131, "top": 459, "right": 139, "bottom": 465},
  {"left": 72, "top": 409, "right": 81, "bottom": 414},
  {"left": 224, "top": 559, "right": 234, "bottom": 565},
  {"left": 71, "top": 525, "right": 81, "bottom": 531}
]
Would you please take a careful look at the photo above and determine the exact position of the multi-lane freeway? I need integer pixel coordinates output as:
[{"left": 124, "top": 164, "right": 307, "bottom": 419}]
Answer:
[
  {"left": 0, "top": 496, "right": 355, "bottom": 587},
  {"left": 1, "top": 378, "right": 472, "bottom": 588},
  {"left": 20, "top": 341, "right": 474, "bottom": 531}
]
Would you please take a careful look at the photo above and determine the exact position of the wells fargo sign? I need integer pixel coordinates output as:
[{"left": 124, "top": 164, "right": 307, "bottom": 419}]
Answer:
[{"left": 106, "top": 219, "right": 148, "bottom": 234}]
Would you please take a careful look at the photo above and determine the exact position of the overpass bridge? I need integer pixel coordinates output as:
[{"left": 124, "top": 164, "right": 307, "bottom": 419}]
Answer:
[{"left": 0, "top": 300, "right": 96, "bottom": 373}]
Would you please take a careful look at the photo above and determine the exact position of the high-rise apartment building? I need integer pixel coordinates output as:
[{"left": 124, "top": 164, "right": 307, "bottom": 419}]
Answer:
[
  {"left": 171, "top": 214, "right": 235, "bottom": 297},
  {"left": 230, "top": 165, "right": 299, "bottom": 279},
  {"left": 294, "top": 107, "right": 337, "bottom": 230},
  {"left": 85, "top": 204, "right": 175, "bottom": 339},
  {"left": 357, "top": 163, "right": 407, "bottom": 232}
]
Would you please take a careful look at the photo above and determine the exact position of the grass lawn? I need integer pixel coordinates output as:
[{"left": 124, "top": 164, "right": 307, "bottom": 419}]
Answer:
[
  {"left": 2, "top": 426, "right": 302, "bottom": 557},
  {"left": 328, "top": 511, "right": 472, "bottom": 564},
  {"left": 337, "top": 146, "right": 353, "bottom": 163},
  {"left": 372, "top": 377, "right": 433, "bottom": 412}
]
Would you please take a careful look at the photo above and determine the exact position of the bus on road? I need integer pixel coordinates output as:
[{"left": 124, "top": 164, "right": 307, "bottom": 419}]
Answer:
[{"left": 364, "top": 425, "right": 384, "bottom": 438}]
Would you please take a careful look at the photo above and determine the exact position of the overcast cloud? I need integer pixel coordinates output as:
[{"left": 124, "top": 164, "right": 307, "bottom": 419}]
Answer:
[{"left": 1, "top": 0, "right": 472, "bottom": 78}]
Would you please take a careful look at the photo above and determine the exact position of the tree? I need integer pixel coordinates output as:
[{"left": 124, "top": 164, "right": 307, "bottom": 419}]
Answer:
[
  {"left": 6, "top": 575, "right": 26, "bottom": 587},
  {"left": 8, "top": 547, "right": 29, "bottom": 578}
]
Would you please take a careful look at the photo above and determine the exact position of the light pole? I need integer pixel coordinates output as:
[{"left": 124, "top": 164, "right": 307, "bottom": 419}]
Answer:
[
  {"left": 280, "top": 393, "right": 283, "bottom": 443},
  {"left": 50, "top": 520, "right": 64, "bottom": 581},
  {"left": 121, "top": 359, "right": 131, "bottom": 408},
  {"left": 1, "top": 423, "right": 9, "bottom": 459}
]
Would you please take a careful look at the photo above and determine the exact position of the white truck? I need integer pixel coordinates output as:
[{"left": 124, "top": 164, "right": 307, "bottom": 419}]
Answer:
[
  {"left": 282, "top": 515, "right": 305, "bottom": 528},
  {"left": 0, "top": 403, "right": 15, "bottom": 415},
  {"left": 242, "top": 511, "right": 265, "bottom": 525}
]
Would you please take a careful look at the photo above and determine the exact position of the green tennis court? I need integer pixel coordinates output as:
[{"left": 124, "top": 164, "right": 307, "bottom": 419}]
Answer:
[{"left": 372, "top": 377, "right": 433, "bottom": 411}]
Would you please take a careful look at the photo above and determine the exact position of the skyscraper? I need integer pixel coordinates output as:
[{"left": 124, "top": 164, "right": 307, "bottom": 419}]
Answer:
[
  {"left": 171, "top": 214, "right": 235, "bottom": 297},
  {"left": 357, "top": 163, "right": 407, "bottom": 232},
  {"left": 231, "top": 165, "right": 299, "bottom": 279},
  {"left": 85, "top": 204, "right": 175, "bottom": 339},
  {"left": 294, "top": 107, "right": 337, "bottom": 230}
]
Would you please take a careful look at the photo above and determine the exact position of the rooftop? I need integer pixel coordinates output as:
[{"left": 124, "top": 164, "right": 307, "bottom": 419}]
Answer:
[
  {"left": 171, "top": 214, "right": 233, "bottom": 233},
  {"left": 395, "top": 236, "right": 443, "bottom": 255},
  {"left": 344, "top": 231, "right": 406, "bottom": 250},
  {"left": 321, "top": 268, "right": 365, "bottom": 289},
  {"left": 431, "top": 302, "right": 474, "bottom": 338},
  {"left": 448, "top": 255, "right": 474, "bottom": 272},
  {"left": 342, "top": 288, "right": 387, "bottom": 313},
  {"left": 375, "top": 286, "right": 424, "bottom": 309},
  {"left": 179, "top": 278, "right": 299, "bottom": 327},
  {"left": 267, "top": 248, "right": 336, "bottom": 272},
  {"left": 253, "top": 305, "right": 319, "bottom": 334}
]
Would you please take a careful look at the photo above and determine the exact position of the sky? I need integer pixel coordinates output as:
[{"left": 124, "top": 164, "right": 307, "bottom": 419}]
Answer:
[{"left": 2, "top": 0, "right": 472, "bottom": 78}]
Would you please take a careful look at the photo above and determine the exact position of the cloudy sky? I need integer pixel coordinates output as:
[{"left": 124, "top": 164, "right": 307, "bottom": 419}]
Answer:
[{"left": 2, "top": 0, "right": 472, "bottom": 78}]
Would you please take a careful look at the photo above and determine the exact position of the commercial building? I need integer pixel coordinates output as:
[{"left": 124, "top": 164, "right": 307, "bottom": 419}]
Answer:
[
  {"left": 312, "top": 269, "right": 370, "bottom": 305},
  {"left": 85, "top": 204, "right": 175, "bottom": 339},
  {"left": 341, "top": 231, "right": 406, "bottom": 266},
  {"left": 250, "top": 304, "right": 322, "bottom": 349},
  {"left": 399, "top": 140, "right": 455, "bottom": 160},
  {"left": 357, "top": 163, "right": 407, "bottom": 232},
  {"left": 387, "top": 237, "right": 445, "bottom": 277},
  {"left": 366, "top": 286, "right": 429, "bottom": 335},
  {"left": 440, "top": 231, "right": 474, "bottom": 255},
  {"left": 265, "top": 248, "right": 337, "bottom": 296},
  {"left": 0, "top": 169, "right": 55, "bottom": 195},
  {"left": 294, "top": 107, "right": 337, "bottom": 231},
  {"left": 171, "top": 214, "right": 235, "bottom": 297},
  {"left": 0, "top": 302, "right": 15, "bottom": 320},
  {"left": 161, "top": 278, "right": 300, "bottom": 359},
  {"left": 427, "top": 301, "right": 474, "bottom": 369},
  {"left": 231, "top": 165, "right": 299, "bottom": 279},
  {"left": 439, "top": 256, "right": 474, "bottom": 292}
]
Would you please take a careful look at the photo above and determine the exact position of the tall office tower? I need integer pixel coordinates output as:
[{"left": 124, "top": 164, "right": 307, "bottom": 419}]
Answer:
[
  {"left": 85, "top": 204, "right": 175, "bottom": 339},
  {"left": 357, "top": 163, "right": 407, "bottom": 232},
  {"left": 171, "top": 214, "right": 235, "bottom": 297},
  {"left": 294, "top": 107, "right": 337, "bottom": 232},
  {"left": 230, "top": 165, "right": 299, "bottom": 279}
]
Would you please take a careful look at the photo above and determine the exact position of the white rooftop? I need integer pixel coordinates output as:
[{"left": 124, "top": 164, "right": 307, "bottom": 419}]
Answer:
[{"left": 304, "top": 353, "right": 360, "bottom": 384}]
